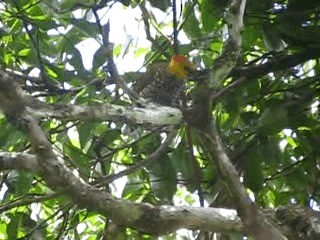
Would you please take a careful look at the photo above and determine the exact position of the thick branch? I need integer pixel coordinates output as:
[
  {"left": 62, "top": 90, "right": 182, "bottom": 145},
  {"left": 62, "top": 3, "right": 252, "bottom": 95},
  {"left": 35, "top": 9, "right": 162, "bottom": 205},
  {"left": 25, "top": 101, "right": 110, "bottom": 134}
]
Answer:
[
  {"left": 30, "top": 102, "right": 182, "bottom": 126},
  {"left": 0, "top": 152, "right": 38, "bottom": 172},
  {"left": 232, "top": 48, "right": 320, "bottom": 81},
  {"left": 207, "top": 125, "right": 286, "bottom": 239},
  {"left": 129, "top": 205, "right": 242, "bottom": 235},
  {"left": 0, "top": 69, "right": 182, "bottom": 127}
]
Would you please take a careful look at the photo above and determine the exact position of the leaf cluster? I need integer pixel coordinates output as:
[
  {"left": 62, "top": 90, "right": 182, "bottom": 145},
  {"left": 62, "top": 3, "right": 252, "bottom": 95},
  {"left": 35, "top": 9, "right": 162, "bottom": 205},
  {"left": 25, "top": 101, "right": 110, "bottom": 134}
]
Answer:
[{"left": 0, "top": 0, "right": 320, "bottom": 239}]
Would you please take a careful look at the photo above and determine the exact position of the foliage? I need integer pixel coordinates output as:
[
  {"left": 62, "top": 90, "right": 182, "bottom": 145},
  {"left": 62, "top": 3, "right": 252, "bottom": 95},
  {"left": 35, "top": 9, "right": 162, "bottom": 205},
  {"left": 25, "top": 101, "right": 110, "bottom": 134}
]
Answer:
[{"left": 0, "top": 0, "right": 319, "bottom": 239}]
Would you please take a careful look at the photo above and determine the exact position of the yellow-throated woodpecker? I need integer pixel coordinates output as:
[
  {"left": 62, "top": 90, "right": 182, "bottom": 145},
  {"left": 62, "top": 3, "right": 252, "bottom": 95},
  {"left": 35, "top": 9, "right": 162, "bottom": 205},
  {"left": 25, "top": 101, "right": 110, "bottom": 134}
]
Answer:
[{"left": 134, "top": 55, "right": 194, "bottom": 106}]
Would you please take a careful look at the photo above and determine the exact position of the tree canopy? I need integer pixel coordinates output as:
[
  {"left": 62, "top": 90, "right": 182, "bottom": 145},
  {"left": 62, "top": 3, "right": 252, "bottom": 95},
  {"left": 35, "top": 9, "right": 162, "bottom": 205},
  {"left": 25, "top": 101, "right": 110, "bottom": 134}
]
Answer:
[{"left": 0, "top": 0, "right": 320, "bottom": 239}]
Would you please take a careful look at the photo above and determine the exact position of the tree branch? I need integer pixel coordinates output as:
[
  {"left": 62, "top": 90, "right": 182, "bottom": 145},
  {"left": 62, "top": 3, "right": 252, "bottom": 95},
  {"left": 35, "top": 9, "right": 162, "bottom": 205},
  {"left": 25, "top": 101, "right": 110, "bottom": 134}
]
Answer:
[
  {"left": 30, "top": 102, "right": 182, "bottom": 126},
  {"left": 0, "top": 152, "right": 38, "bottom": 172},
  {"left": 0, "top": 192, "right": 60, "bottom": 213},
  {"left": 94, "top": 128, "right": 177, "bottom": 185},
  {"left": 206, "top": 124, "right": 287, "bottom": 239},
  {"left": 0, "top": 69, "right": 182, "bottom": 126},
  {"left": 0, "top": 64, "right": 241, "bottom": 236},
  {"left": 232, "top": 48, "right": 320, "bottom": 81},
  {"left": 201, "top": 0, "right": 288, "bottom": 239}
]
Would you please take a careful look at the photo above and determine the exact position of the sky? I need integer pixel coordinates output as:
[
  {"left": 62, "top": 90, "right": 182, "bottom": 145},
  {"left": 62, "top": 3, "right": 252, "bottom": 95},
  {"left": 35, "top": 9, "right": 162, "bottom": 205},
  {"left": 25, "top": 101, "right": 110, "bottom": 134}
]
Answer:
[
  {"left": 74, "top": 2, "right": 155, "bottom": 73},
  {"left": 74, "top": 2, "right": 188, "bottom": 73}
]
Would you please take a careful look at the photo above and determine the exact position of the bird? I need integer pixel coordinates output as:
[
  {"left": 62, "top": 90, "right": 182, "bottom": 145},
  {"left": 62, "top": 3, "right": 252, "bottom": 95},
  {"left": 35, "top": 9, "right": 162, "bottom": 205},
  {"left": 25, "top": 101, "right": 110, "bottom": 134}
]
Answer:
[{"left": 133, "top": 55, "right": 194, "bottom": 107}]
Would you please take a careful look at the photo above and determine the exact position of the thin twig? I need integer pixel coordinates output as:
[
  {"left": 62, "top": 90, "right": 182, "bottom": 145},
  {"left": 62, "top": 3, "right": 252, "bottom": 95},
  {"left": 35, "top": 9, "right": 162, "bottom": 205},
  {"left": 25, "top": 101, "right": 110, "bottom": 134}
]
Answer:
[
  {"left": 139, "top": 2, "right": 171, "bottom": 60},
  {"left": 93, "top": 128, "right": 177, "bottom": 185},
  {"left": 101, "top": 22, "right": 142, "bottom": 103},
  {"left": 0, "top": 192, "right": 61, "bottom": 212},
  {"left": 172, "top": 0, "right": 179, "bottom": 54}
]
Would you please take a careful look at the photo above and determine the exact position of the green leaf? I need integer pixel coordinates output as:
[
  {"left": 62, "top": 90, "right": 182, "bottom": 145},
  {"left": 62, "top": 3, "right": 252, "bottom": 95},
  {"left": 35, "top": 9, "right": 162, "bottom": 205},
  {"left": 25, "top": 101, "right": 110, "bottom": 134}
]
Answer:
[
  {"left": 134, "top": 47, "right": 150, "bottom": 59},
  {"left": 61, "top": 137, "right": 91, "bottom": 176},
  {"left": 70, "top": 18, "right": 99, "bottom": 38},
  {"left": 92, "top": 46, "right": 105, "bottom": 70},
  {"left": 149, "top": 0, "right": 171, "bottom": 11},
  {"left": 100, "top": 129, "right": 121, "bottom": 147},
  {"left": 0, "top": 221, "right": 7, "bottom": 240},
  {"left": 262, "top": 22, "right": 286, "bottom": 52},
  {"left": 118, "top": 0, "right": 130, "bottom": 7},
  {"left": 122, "top": 173, "right": 148, "bottom": 201},
  {"left": 147, "top": 154, "right": 177, "bottom": 203},
  {"left": 258, "top": 137, "right": 282, "bottom": 166},
  {"left": 59, "top": 0, "right": 79, "bottom": 10},
  {"left": 113, "top": 44, "right": 123, "bottom": 58},
  {"left": 242, "top": 25, "right": 261, "bottom": 51},
  {"left": 7, "top": 213, "right": 19, "bottom": 240},
  {"left": 134, "top": 134, "right": 161, "bottom": 155},
  {"left": 183, "top": 2, "right": 202, "bottom": 39},
  {"left": 171, "top": 140, "right": 196, "bottom": 191},
  {"left": 222, "top": 94, "right": 241, "bottom": 129},
  {"left": 258, "top": 104, "right": 289, "bottom": 136},
  {"left": 200, "top": 0, "right": 222, "bottom": 32},
  {"left": 0, "top": 119, "right": 26, "bottom": 150},
  {"left": 77, "top": 121, "right": 99, "bottom": 150},
  {"left": 17, "top": 48, "right": 31, "bottom": 57},
  {"left": 68, "top": 47, "right": 85, "bottom": 72},
  {"left": 244, "top": 150, "right": 264, "bottom": 193},
  {"left": 15, "top": 171, "right": 34, "bottom": 195}
]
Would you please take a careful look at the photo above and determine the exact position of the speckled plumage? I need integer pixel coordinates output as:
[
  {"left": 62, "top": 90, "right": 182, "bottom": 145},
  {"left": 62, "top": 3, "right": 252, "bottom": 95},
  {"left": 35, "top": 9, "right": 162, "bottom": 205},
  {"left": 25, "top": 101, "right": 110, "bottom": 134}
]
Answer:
[{"left": 133, "top": 63, "right": 185, "bottom": 107}]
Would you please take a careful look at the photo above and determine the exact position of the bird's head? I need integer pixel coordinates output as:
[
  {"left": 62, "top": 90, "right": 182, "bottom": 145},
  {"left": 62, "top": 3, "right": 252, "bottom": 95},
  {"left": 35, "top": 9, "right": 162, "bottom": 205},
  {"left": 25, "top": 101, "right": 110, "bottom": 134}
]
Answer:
[{"left": 168, "top": 55, "right": 194, "bottom": 79}]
